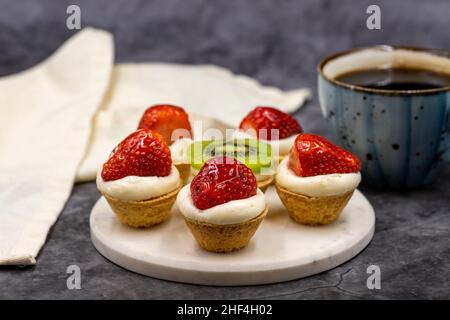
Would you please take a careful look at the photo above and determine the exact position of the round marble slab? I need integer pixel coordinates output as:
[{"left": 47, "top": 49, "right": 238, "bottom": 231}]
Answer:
[{"left": 90, "top": 187, "right": 375, "bottom": 286}]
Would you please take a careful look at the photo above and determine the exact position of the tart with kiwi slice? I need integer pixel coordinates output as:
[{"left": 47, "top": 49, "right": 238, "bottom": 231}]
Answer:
[{"left": 188, "top": 138, "right": 275, "bottom": 192}]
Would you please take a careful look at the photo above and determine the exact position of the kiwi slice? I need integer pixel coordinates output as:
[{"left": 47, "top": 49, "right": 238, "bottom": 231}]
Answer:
[{"left": 189, "top": 139, "right": 272, "bottom": 173}]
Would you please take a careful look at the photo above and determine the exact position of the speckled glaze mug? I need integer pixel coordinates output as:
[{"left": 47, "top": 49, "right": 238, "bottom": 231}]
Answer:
[{"left": 318, "top": 46, "right": 450, "bottom": 188}]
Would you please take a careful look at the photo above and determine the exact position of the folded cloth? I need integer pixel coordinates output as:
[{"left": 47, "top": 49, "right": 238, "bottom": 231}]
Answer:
[
  {"left": 0, "top": 28, "right": 310, "bottom": 265},
  {"left": 0, "top": 28, "right": 113, "bottom": 265},
  {"left": 76, "top": 64, "right": 310, "bottom": 182}
]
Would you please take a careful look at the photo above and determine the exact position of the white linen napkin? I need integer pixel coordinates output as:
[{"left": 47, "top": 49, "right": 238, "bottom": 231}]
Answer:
[
  {"left": 76, "top": 64, "right": 310, "bottom": 182},
  {"left": 0, "top": 28, "right": 113, "bottom": 265},
  {"left": 0, "top": 28, "right": 309, "bottom": 265}
]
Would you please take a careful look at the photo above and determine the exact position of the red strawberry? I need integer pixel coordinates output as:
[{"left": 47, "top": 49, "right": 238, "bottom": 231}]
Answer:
[
  {"left": 288, "top": 133, "right": 360, "bottom": 177},
  {"left": 101, "top": 129, "right": 172, "bottom": 181},
  {"left": 190, "top": 157, "right": 257, "bottom": 210},
  {"left": 239, "top": 106, "right": 302, "bottom": 140},
  {"left": 138, "top": 104, "right": 192, "bottom": 145}
]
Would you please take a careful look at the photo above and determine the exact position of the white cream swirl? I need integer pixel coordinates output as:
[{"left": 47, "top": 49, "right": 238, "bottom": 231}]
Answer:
[
  {"left": 97, "top": 166, "right": 180, "bottom": 201},
  {"left": 176, "top": 185, "right": 266, "bottom": 225},
  {"left": 276, "top": 158, "right": 361, "bottom": 197}
]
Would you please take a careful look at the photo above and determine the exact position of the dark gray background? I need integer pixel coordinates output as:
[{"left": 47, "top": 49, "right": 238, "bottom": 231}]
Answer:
[{"left": 0, "top": 0, "right": 449, "bottom": 299}]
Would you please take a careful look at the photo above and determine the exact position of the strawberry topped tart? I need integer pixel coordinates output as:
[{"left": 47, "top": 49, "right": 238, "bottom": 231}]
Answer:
[
  {"left": 275, "top": 133, "right": 361, "bottom": 225},
  {"left": 138, "top": 104, "right": 193, "bottom": 183},
  {"left": 236, "top": 106, "right": 303, "bottom": 162},
  {"left": 176, "top": 156, "right": 267, "bottom": 253},
  {"left": 97, "top": 129, "right": 181, "bottom": 228}
]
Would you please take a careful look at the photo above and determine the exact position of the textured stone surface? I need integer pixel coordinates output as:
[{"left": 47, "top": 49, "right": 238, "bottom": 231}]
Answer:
[{"left": 0, "top": 0, "right": 449, "bottom": 299}]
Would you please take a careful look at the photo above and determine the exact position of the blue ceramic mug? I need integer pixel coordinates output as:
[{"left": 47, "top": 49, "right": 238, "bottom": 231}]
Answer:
[{"left": 318, "top": 46, "right": 450, "bottom": 188}]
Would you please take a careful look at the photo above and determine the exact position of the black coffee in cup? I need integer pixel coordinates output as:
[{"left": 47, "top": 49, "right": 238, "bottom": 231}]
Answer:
[
  {"left": 335, "top": 68, "right": 450, "bottom": 91},
  {"left": 318, "top": 46, "right": 450, "bottom": 188}
]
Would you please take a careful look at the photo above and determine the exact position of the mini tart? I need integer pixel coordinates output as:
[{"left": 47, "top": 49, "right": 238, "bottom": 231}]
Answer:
[
  {"left": 275, "top": 142, "right": 361, "bottom": 225},
  {"left": 103, "top": 187, "right": 181, "bottom": 228},
  {"left": 183, "top": 206, "right": 268, "bottom": 253},
  {"left": 177, "top": 155, "right": 267, "bottom": 253},
  {"left": 275, "top": 185, "right": 353, "bottom": 225},
  {"left": 98, "top": 128, "right": 181, "bottom": 228}
]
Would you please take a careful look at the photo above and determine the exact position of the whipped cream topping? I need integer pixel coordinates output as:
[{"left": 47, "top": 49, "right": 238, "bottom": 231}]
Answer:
[
  {"left": 176, "top": 185, "right": 266, "bottom": 225},
  {"left": 97, "top": 166, "right": 181, "bottom": 201},
  {"left": 232, "top": 130, "right": 297, "bottom": 157},
  {"left": 276, "top": 158, "right": 361, "bottom": 197},
  {"left": 170, "top": 138, "right": 193, "bottom": 165}
]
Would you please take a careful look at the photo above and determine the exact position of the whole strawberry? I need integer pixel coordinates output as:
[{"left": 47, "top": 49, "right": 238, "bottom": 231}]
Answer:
[
  {"left": 190, "top": 157, "right": 257, "bottom": 210},
  {"left": 138, "top": 104, "right": 192, "bottom": 145},
  {"left": 239, "top": 106, "right": 302, "bottom": 140},
  {"left": 101, "top": 129, "right": 172, "bottom": 181},
  {"left": 288, "top": 133, "right": 360, "bottom": 177}
]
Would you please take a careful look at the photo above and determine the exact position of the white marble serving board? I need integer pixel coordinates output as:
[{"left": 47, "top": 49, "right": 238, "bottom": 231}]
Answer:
[{"left": 90, "top": 186, "right": 375, "bottom": 286}]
